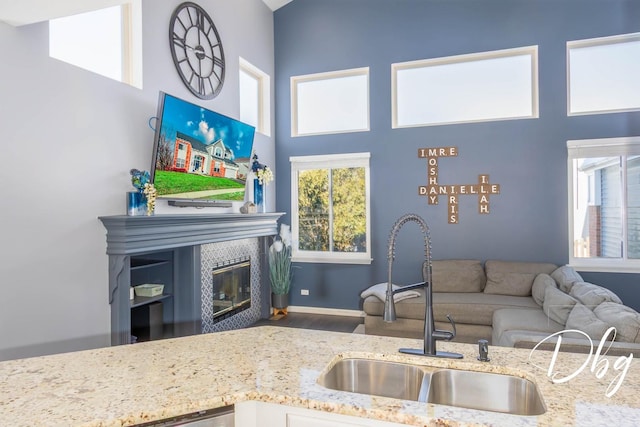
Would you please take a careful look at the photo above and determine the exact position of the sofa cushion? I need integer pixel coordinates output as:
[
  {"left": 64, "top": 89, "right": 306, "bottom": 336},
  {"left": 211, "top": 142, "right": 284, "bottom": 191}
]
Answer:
[
  {"left": 431, "top": 259, "right": 486, "bottom": 292},
  {"left": 363, "top": 293, "right": 426, "bottom": 320},
  {"left": 531, "top": 273, "right": 557, "bottom": 306},
  {"left": 593, "top": 302, "right": 640, "bottom": 344},
  {"left": 565, "top": 303, "right": 609, "bottom": 340},
  {"left": 543, "top": 286, "right": 578, "bottom": 325},
  {"left": 483, "top": 260, "right": 557, "bottom": 296},
  {"left": 364, "top": 291, "right": 539, "bottom": 326},
  {"left": 551, "top": 265, "right": 584, "bottom": 293},
  {"left": 433, "top": 293, "right": 539, "bottom": 325},
  {"left": 569, "top": 281, "right": 623, "bottom": 308},
  {"left": 492, "top": 308, "right": 564, "bottom": 345}
]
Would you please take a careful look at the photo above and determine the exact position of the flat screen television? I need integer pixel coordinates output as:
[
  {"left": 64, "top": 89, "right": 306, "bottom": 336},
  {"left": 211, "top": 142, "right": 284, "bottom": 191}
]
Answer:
[{"left": 149, "top": 91, "right": 256, "bottom": 205}]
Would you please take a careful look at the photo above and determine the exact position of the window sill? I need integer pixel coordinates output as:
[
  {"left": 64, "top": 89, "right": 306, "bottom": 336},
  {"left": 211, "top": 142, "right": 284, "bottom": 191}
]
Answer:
[
  {"left": 568, "top": 260, "right": 640, "bottom": 274},
  {"left": 292, "top": 254, "right": 372, "bottom": 265}
]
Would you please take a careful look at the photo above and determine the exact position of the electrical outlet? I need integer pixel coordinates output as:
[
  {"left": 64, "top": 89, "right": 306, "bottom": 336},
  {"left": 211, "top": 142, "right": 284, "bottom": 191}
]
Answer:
[{"left": 301, "top": 289, "right": 310, "bottom": 296}]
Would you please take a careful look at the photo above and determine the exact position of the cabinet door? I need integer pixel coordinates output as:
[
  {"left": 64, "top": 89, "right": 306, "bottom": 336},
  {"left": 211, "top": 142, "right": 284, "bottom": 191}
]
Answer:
[
  {"left": 287, "top": 413, "right": 368, "bottom": 427},
  {"left": 235, "top": 401, "right": 407, "bottom": 427}
]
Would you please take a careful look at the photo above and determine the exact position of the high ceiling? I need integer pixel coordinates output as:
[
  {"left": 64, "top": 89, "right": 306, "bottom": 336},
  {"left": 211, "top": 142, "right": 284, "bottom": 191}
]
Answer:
[{"left": 0, "top": 0, "right": 292, "bottom": 26}]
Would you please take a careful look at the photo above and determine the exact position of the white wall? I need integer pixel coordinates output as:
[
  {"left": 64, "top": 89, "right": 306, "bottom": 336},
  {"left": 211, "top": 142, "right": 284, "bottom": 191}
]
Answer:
[{"left": 0, "top": 0, "right": 275, "bottom": 360}]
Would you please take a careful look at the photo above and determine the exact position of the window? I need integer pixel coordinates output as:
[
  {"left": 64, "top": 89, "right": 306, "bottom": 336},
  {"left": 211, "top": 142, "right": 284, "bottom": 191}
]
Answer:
[
  {"left": 568, "top": 33, "right": 640, "bottom": 115},
  {"left": 239, "top": 58, "right": 271, "bottom": 136},
  {"left": 49, "top": 1, "right": 142, "bottom": 88},
  {"left": 567, "top": 137, "right": 640, "bottom": 272},
  {"left": 291, "top": 68, "right": 369, "bottom": 137},
  {"left": 392, "top": 46, "right": 538, "bottom": 128},
  {"left": 290, "top": 153, "right": 371, "bottom": 264}
]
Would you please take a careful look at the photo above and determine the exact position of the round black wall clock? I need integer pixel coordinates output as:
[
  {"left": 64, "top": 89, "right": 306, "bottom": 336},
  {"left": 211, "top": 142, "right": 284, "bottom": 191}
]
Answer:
[{"left": 169, "top": 2, "right": 225, "bottom": 99}]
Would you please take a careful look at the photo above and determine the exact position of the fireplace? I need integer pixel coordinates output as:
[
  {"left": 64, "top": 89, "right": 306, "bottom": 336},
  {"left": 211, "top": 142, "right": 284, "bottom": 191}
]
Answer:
[
  {"left": 211, "top": 258, "right": 251, "bottom": 323},
  {"left": 99, "top": 213, "right": 283, "bottom": 346}
]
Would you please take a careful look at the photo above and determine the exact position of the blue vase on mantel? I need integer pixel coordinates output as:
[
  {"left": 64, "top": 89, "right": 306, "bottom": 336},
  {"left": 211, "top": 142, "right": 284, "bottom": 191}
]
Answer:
[
  {"left": 253, "top": 178, "right": 266, "bottom": 213},
  {"left": 127, "top": 191, "right": 147, "bottom": 216}
]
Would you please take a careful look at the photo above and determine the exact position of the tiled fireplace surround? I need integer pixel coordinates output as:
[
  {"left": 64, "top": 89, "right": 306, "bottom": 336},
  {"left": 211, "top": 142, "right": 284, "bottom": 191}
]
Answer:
[{"left": 99, "top": 213, "right": 283, "bottom": 345}]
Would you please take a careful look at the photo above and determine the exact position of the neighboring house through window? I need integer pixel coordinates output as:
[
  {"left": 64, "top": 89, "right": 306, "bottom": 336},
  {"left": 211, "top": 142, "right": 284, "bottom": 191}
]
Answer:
[
  {"left": 567, "top": 137, "right": 640, "bottom": 272},
  {"left": 290, "top": 153, "right": 371, "bottom": 264}
]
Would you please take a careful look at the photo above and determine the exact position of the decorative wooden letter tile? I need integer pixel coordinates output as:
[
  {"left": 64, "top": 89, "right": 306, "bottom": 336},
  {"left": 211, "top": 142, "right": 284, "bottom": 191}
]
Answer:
[{"left": 418, "top": 147, "right": 501, "bottom": 224}]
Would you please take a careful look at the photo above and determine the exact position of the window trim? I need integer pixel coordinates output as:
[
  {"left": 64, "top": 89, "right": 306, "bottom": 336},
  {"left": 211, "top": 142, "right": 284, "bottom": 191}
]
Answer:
[
  {"left": 239, "top": 57, "right": 271, "bottom": 136},
  {"left": 290, "top": 152, "right": 372, "bottom": 264},
  {"left": 567, "top": 136, "right": 640, "bottom": 273},
  {"left": 567, "top": 32, "right": 640, "bottom": 116},
  {"left": 392, "top": 45, "right": 539, "bottom": 128},
  {"left": 290, "top": 67, "right": 370, "bottom": 137}
]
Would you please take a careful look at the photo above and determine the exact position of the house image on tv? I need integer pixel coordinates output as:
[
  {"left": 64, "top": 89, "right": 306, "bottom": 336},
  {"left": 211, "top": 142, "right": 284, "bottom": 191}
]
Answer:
[{"left": 171, "top": 132, "right": 241, "bottom": 180}]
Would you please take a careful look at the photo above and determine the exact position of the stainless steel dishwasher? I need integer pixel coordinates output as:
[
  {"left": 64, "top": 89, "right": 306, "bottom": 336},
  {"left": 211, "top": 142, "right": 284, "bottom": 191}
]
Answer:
[{"left": 133, "top": 405, "right": 234, "bottom": 426}]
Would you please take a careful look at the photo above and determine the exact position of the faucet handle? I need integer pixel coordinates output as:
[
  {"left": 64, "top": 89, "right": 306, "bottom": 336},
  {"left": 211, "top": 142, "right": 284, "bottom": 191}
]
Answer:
[
  {"left": 445, "top": 314, "right": 457, "bottom": 340},
  {"left": 478, "top": 339, "right": 490, "bottom": 362}
]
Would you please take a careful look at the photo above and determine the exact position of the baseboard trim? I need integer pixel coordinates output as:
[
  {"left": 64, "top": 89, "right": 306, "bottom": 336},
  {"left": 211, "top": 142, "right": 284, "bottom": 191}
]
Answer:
[{"left": 286, "top": 305, "right": 365, "bottom": 318}]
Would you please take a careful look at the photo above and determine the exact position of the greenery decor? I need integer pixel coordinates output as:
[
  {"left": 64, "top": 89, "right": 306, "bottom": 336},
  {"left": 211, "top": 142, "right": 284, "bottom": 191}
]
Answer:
[{"left": 269, "top": 223, "right": 292, "bottom": 295}]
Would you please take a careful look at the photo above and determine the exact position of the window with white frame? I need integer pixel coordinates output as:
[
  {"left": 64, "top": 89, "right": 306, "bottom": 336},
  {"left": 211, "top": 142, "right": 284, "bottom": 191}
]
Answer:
[
  {"left": 291, "top": 67, "right": 369, "bottom": 137},
  {"left": 290, "top": 153, "right": 371, "bottom": 264},
  {"left": 392, "top": 46, "right": 538, "bottom": 128},
  {"left": 49, "top": 0, "right": 142, "bottom": 88},
  {"left": 568, "top": 33, "right": 640, "bottom": 115},
  {"left": 239, "top": 58, "right": 271, "bottom": 136},
  {"left": 567, "top": 137, "right": 640, "bottom": 272}
]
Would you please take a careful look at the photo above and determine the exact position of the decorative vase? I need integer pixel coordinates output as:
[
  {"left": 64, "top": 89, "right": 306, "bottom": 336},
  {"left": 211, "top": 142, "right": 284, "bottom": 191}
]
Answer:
[
  {"left": 127, "top": 191, "right": 147, "bottom": 216},
  {"left": 253, "top": 178, "right": 265, "bottom": 213}
]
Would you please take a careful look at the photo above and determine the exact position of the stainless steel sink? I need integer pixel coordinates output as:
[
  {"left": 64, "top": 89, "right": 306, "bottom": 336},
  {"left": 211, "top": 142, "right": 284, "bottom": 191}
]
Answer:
[
  {"left": 317, "top": 358, "right": 430, "bottom": 401},
  {"left": 317, "top": 358, "right": 546, "bottom": 416},
  {"left": 427, "top": 368, "right": 546, "bottom": 416}
]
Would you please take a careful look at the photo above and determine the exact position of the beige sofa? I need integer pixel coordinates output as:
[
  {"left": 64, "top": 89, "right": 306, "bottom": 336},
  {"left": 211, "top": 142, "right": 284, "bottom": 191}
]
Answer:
[{"left": 362, "top": 260, "right": 640, "bottom": 355}]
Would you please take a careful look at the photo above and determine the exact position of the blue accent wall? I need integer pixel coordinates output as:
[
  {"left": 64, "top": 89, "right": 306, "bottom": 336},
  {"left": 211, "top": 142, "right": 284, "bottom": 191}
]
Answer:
[{"left": 274, "top": 0, "right": 640, "bottom": 311}]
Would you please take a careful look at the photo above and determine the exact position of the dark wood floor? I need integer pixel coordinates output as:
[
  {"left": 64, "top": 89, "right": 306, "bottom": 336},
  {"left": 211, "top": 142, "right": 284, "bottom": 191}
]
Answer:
[{"left": 251, "top": 312, "right": 363, "bottom": 333}]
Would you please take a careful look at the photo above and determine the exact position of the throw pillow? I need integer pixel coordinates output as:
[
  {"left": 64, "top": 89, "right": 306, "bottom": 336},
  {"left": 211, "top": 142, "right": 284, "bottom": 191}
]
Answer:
[
  {"left": 543, "top": 286, "right": 578, "bottom": 325},
  {"left": 565, "top": 303, "right": 609, "bottom": 340},
  {"left": 431, "top": 260, "right": 486, "bottom": 293},
  {"left": 550, "top": 265, "right": 584, "bottom": 293},
  {"left": 570, "top": 281, "right": 623, "bottom": 308},
  {"left": 594, "top": 302, "right": 640, "bottom": 344},
  {"left": 531, "top": 273, "right": 557, "bottom": 306},
  {"left": 484, "top": 260, "right": 557, "bottom": 296}
]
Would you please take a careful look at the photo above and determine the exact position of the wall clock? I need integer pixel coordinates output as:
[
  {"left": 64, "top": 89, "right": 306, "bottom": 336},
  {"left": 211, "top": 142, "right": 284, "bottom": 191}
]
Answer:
[{"left": 169, "top": 2, "right": 225, "bottom": 99}]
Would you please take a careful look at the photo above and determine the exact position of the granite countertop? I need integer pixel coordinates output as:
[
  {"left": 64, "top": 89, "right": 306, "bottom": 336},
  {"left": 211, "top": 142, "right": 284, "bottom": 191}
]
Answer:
[{"left": 0, "top": 326, "right": 638, "bottom": 426}]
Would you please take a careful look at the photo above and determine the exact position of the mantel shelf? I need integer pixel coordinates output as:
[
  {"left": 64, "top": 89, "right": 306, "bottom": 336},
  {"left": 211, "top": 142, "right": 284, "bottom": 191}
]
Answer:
[{"left": 99, "top": 212, "right": 284, "bottom": 255}]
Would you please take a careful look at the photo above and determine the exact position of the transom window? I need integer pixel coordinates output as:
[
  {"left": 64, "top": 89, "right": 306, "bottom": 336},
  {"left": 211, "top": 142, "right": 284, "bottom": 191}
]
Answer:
[
  {"left": 49, "top": 1, "right": 142, "bottom": 88},
  {"left": 291, "top": 67, "right": 370, "bottom": 137},
  {"left": 567, "top": 137, "right": 640, "bottom": 272},
  {"left": 290, "top": 153, "right": 371, "bottom": 264},
  {"left": 567, "top": 32, "right": 640, "bottom": 115},
  {"left": 239, "top": 58, "right": 271, "bottom": 136},
  {"left": 392, "top": 46, "right": 538, "bottom": 128}
]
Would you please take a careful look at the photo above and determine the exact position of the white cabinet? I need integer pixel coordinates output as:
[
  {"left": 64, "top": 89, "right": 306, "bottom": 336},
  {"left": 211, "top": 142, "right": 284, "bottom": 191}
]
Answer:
[{"left": 235, "top": 401, "right": 407, "bottom": 427}]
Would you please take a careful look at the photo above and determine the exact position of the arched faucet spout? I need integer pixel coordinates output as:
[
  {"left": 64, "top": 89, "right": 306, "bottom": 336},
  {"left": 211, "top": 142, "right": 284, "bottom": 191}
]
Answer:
[{"left": 383, "top": 213, "right": 463, "bottom": 359}]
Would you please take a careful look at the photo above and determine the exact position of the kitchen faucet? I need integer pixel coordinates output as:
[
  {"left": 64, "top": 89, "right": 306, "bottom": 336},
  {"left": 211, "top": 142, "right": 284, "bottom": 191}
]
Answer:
[{"left": 383, "top": 214, "right": 463, "bottom": 359}]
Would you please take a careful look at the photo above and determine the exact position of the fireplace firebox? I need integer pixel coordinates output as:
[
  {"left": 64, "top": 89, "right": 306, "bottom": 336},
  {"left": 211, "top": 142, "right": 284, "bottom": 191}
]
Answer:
[{"left": 211, "top": 258, "right": 251, "bottom": 323}]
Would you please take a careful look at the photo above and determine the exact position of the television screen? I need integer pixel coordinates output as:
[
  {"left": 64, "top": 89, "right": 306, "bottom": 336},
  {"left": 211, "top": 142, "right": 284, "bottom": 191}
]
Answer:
[{"left": 150, "top": 91, "right": 256, "bottom": 202}]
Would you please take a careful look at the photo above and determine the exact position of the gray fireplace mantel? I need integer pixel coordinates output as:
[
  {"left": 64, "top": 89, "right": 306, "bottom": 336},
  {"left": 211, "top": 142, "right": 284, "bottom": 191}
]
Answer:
[
  {"left": 99, "top": 213, "right": 284, "bottom": 255},
  {"left": 98, "top": 212, "right": 284, "bottom": 345}
]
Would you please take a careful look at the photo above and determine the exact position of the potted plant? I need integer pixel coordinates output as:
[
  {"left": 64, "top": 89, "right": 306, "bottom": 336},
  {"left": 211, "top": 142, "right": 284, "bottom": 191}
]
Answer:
[{"left": 269, "top": 223, "right": 292, "bottom": 314}]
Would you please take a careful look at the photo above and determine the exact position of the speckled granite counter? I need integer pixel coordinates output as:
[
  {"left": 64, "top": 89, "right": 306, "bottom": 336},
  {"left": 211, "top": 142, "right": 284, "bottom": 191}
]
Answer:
[{"left": 0, "top": 326, "right": 638, "bottom": 426}]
